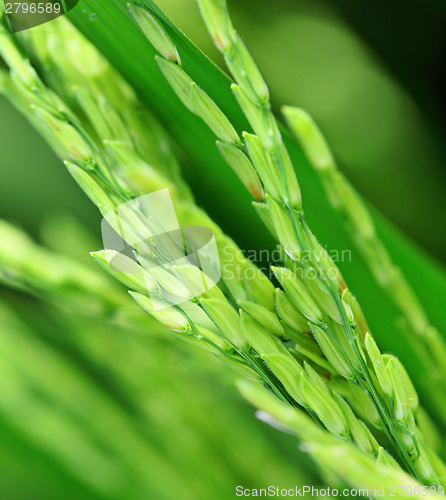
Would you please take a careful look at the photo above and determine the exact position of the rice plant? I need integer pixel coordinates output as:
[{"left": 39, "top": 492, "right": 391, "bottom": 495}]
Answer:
[
  {"left": 0, "top": 0, "right": 445, "bottom": 496},
  {"left": 0, "top": 219, "right": 317, "bottom": 499}
]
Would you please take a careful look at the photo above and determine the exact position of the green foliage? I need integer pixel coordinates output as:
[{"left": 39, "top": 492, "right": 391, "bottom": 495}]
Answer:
[{"left": 0, "top": 0, "right": 446, "bottom": 495}]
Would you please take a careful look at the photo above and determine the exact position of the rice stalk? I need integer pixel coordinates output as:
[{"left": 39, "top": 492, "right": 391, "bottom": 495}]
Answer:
[
  {"left": 123, "top": 0, "right": 444, "bottom": 484},
  {"left": 0, "top": 6, "right": 444, "bottom": 488},
  {"left": 0, "top": 219, "right": 318, "bottom": 497},
  {"left": 239, "top": 379, "right": 422, "bottom": 493},
  {"left": 282, "top": 106, "right": 446, "bottom": 418}
]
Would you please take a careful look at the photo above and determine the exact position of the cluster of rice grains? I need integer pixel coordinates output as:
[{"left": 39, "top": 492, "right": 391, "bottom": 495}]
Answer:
[{"left": 0, "top": 0, "right": 445, "bottom": 490}]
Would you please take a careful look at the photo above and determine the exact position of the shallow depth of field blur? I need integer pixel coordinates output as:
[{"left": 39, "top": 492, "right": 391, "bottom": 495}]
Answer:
[{"left": 0, "top": 0, "right": 445, "bottom": 498}]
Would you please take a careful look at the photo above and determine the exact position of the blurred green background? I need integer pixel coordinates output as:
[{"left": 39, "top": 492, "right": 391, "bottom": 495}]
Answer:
[{"left": 1, "top": 0, "right": 446, "bottom": 498}]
